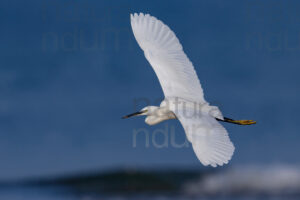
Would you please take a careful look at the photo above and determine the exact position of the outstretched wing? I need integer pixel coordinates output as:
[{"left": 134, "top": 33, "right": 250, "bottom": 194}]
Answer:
[
  {"left": 172, "top": 107, "right": 235, "bottom": 167},
  {"left": 131, "top": 13, "right": 206, "bottom": 103}
]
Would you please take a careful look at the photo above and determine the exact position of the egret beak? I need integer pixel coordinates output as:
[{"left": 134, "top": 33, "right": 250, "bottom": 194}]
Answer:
[{"left": 122, "top": 110, "right": 147, "bottom": 119}]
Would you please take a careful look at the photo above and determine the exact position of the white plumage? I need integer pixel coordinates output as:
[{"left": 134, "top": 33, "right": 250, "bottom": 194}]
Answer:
[
  {"left": 130, "top": 13, "right": 205, "bottom": 103},
  {"left": 129, "top": 13, "right": 235, "bottom": 167}
]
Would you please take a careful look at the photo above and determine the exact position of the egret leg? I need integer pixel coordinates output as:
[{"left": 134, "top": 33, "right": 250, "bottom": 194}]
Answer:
[{"left": 217, "top": 117, "right": 256, "bottom": 125}]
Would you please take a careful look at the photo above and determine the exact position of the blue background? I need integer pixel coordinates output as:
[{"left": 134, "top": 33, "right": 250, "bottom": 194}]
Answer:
[{"left": 0, "top": 0, "right": 300, "bottom": 180}]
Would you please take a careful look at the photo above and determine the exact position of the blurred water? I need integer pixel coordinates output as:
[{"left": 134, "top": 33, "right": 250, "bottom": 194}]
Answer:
[
  {"left": 0, "top": 186, "right": 299, "bottom": 200},
  {"left": 0, "top": 186, "right": 73, "bottom": 200},
  {"left": 184, "top": 165, "right": 300, "bottom": 196},
  {"left": 1, "top": 165, "right": 300, "bottom": 200}
]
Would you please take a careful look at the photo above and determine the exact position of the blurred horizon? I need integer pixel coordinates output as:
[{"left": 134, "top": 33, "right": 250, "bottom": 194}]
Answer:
[{"left": 1, "top": 0, "right": 300, "bottom": 184}]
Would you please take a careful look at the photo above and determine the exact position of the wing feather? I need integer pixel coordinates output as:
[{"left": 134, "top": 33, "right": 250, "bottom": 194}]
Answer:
[
  {"left": 131, "top": 13, "right": 205, "bottom": 103},
  {"left": 172, "top": 107, "right": 235, "bottom": 167}
]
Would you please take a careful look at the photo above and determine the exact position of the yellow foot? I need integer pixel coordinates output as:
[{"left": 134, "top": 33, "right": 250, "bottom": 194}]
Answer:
[{"left": 230, "top": 119, "right": 256, "bottom": 125}]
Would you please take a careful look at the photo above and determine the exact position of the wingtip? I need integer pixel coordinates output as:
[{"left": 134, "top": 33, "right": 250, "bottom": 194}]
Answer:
[
  {"left": 130, "top": 12, "right": 151, "bottom": 19},
  {"left": 130, "top": 13, "right": 140, "bottom": 21}
]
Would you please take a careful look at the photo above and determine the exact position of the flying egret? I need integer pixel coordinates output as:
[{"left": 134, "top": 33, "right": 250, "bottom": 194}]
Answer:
[{"left": 123, "top": 13, "right": 256, "bottom": 167}]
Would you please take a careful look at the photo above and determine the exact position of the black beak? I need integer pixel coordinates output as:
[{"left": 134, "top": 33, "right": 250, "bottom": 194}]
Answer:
[{"left": 122, "top": 110, "right": 146, "bottom": 119}]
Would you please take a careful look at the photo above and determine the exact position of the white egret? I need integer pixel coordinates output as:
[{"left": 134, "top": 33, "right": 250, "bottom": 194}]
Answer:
[{"left": 123, "top": 13, "right": 256, "bottom": 167}]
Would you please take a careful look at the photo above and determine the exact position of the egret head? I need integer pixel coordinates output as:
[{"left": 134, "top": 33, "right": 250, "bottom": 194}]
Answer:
[{"left": 122, "top": 106, "right": 158, "bottom": 119}]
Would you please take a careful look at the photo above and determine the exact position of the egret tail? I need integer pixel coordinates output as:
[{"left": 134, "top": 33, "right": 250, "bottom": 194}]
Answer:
[{"left": 217, "top": 117, "right": 256, "bottom": 125}]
